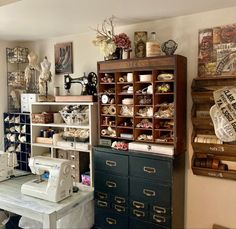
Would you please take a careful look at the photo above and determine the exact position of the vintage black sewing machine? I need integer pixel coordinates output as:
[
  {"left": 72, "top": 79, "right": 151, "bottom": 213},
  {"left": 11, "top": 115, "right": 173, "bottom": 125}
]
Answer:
[{"left": 64, "top": 72, "right": 97, "bottom": 95}]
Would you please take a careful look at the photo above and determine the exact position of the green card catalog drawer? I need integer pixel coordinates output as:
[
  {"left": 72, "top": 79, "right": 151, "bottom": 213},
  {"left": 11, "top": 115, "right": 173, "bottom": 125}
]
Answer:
[
  {"left": 95, "top": 207, "right": 128, "bottom": 229},
  {"left": 95, "top": 150, "right": 128, "bottom": 175},
  {"left": 95, "top": 171, "right": 128, "bottom": 197},
  {"left": 130, "top": 217, "right": 167, "bottom": 229},
  {"left": 150, "top": 212, "right": 170, "bottom": 227},
  {"left": 130, "top": 178, "right": 170, "bottom": 205},
  {"left": 130, "top": 156, "right": 171, "bottom": 182}
]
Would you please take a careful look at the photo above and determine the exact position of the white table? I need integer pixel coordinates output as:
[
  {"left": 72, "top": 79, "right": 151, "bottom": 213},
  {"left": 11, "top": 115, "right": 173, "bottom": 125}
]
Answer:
[{"left": 0, "top": 175, "right": 94, "bottom": 229}]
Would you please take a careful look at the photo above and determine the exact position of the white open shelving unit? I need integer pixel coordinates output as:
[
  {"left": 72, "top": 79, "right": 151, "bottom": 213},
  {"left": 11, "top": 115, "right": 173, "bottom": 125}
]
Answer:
[{"left": 30, "top": 102, "right": 98, "bottom": 187}]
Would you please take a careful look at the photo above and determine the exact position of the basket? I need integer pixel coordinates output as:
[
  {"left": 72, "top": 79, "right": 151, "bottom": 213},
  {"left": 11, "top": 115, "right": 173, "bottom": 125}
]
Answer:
[
  {"left": 32, "top": 113, "right": 53, "bottom": 124},
  {"left": 62, "top": 136, "right": 89, "bottom": 143},
  {"left": 59, "top": 112, "right": 89, "bottom": 125}
]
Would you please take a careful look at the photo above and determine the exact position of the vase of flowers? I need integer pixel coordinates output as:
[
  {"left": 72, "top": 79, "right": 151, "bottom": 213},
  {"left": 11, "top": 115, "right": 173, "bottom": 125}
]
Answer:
[{"left": 92, "top": 16, "right": 131, "bottom": 60}]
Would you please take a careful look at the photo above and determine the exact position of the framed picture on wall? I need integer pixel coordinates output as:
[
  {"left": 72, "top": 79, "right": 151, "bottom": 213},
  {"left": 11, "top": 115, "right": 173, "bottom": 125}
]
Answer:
[{"left": 54, "top": 42, "right": 73, "bottom": 74}]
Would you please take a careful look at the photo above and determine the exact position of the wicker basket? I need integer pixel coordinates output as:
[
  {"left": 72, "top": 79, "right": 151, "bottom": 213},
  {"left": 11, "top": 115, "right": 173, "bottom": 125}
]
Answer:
[{"left": 32, "top": 113, "right": 53, "bottom": 124}]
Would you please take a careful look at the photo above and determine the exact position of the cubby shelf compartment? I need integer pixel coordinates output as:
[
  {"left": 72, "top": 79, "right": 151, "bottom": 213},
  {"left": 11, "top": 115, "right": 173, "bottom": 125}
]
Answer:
[{"left": 191, "top": 76, "right": 236, "bottom": 180}]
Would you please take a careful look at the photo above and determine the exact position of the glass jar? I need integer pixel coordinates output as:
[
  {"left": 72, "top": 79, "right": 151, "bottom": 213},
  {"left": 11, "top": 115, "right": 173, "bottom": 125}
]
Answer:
[{"left": 146, "top": 32, "right": 161, "bottom": 57}]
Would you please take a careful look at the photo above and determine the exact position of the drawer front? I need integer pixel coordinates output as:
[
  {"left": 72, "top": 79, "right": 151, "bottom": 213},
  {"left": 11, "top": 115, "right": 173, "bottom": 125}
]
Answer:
[
  {"left": 95, "top": 208, "right": 128, "bottom": 229},
  {"left": 130, "top": 178, "right": 170, "bottom": 205},
  {"left": 95, "top": 150, "right": 128, "bottom": 175},
  {"left": 129, "top": 199, "right": 148, "bottom": 210},
  {"left": 95, "top": 191, "right": 110, "bottom": 201},
  {"left": 95, "top": 171, "right": 128, "bottom": 197},
  {"left": 130, "top": 217, "right": 167, "bottom": 229},
  {"left": 130, "top": 156, "right": 171, "bottom": 181},
  {"left": 151, "top": 203, "right": 171, "bottom": 217}
]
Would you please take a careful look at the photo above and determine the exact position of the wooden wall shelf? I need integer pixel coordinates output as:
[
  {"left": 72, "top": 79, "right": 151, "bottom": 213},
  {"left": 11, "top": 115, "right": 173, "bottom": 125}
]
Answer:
[{"left": 191, "top": 76, "right": 236, "bottom": 180}]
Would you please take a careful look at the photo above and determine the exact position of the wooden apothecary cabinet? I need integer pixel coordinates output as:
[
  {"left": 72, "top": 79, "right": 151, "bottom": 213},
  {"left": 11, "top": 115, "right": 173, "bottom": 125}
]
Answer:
[{"left": 97, "top": 55, "right": 187, "bottom": 154}]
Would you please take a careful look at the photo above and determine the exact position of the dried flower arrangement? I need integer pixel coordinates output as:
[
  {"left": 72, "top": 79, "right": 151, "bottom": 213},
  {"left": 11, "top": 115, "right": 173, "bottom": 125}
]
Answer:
[{"left": 92, "top": 16, "right": 131, "bottom": 59}]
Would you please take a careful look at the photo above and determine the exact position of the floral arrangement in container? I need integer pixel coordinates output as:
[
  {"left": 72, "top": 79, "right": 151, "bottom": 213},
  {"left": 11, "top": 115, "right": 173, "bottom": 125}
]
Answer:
[{"left": 92, "top": 16, "right": 131, "bottom": 60}]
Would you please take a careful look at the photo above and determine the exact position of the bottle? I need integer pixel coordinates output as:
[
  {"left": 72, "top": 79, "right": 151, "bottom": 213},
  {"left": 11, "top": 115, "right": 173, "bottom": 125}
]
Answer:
[{"left": 146, "top": 32, "right": 161, "bottom": 57}]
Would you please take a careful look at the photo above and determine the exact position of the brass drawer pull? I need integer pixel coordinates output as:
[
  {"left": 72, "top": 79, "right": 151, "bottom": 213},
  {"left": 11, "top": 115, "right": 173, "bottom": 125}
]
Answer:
[
  {"left": 143, "top": 166, "right": 156, "bottom": 174},
  {"left": 153, "top": 206, "right": 166, "bottom": 214},
  {"left": 106, "top": 160, "right": 117, "bottom": 167},
  {"left": 115, "top": 196, "right": 125, "bottom": 204},
  {"left": 106, "top": 180, "right": 117, "bottom": 188},
  {"left": 133, "top": 209, "right": 145, "bottom": 218},
  {"left": 143, "top": 188, "right": 156, "bottom": 197},
  {"left": 153, "top": 215, "right": 166, "bottom": 223},
  {"left": 114, "top": 205, "right": 125, "bottom": 213},
  {"left": 106, "top": 217, "right": 117, "bottom": 225},
  {"left": 97, "top": 200, "right": 108, "bottom": 208},
  {"left": 97, "top": 192, "right": 107, "bottom": 200},
  {"left": 133, "top": 201, "right": 145, "bottom": 209}
]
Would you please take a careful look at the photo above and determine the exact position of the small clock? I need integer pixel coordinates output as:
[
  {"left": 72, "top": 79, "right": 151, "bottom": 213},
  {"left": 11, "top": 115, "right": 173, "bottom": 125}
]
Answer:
[{"left": 101, "top": 95, "right": 109, "bottom": 104}]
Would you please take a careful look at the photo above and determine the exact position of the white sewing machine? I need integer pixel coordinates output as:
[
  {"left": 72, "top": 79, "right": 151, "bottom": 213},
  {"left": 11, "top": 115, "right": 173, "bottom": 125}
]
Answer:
[
  {"left": 21, "top": 156, "right": 73, "bottom": 202},
  {"left": 0, "top": 152, "right": 17, "bottom": 182}
]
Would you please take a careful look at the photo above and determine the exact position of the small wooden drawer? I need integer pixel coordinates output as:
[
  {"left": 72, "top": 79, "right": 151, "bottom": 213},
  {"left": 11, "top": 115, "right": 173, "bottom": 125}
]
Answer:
[
  {"left": 111, "top": 203, "right": 128, "bottom": 215},
  {"left": 95, "top": 150, "right": 128, "bottom": 175},
  {"left": 130, "top": 177, "right": 170, "bottom": 206},
  {"left": 130, "top": 208, "right": 149, "bottom": 221},
  {"left": 95, "top": 207, "right": 128, "bottom": 229},
  {"left": 95, "top": 171, "right": 128, "bottom": 197},
  {"left": 150, "top": 212, "right": 170, "bottom": 227},
  {"left": 130, "top": 156, "right": 171, "bottom": 182},
  {"left": 129, "top": 217, "right": 167, "bottom": 229}
]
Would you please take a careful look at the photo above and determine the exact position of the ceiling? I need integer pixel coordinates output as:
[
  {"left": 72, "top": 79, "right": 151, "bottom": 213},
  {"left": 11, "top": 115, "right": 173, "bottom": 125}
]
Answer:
[{"left": 1, "top": 0, "right": 236, "bottom": 41}]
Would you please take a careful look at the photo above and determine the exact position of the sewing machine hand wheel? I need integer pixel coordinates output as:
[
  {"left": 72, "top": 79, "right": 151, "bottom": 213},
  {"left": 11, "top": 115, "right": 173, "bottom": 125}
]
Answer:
[{"left": 87, "top": 72, "right": 97, "bottom": 87}]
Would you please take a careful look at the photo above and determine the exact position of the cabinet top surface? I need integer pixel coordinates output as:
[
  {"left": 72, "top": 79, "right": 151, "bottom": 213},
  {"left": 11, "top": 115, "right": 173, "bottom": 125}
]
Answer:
[{"left": 31, "top": 102, "right": 97, "bottom": 106}]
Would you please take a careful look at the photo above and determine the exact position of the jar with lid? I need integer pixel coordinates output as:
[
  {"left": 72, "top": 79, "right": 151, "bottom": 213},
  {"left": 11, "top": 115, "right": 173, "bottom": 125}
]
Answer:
[{"left": 146, "top": 32, "right": 161, "bottom": 57}]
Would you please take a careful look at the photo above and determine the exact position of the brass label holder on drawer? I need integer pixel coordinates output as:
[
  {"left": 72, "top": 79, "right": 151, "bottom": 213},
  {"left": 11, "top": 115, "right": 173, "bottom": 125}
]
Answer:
[
  {"left": 97, "top": 200, "right": 108, "bottom": 208},
  {"left": 114, "top": 204, "right": 125, "bottom": 213},
  {"left": 106, "top": 180, "right": 117, "bottom": 188},
  {"left": 97, "top": 192, "right": 108, "bottom": 200},
  {"left": 153, "top": 215, "right": 166, "bottom": 223},
  {"left": 133, "top": 209, "right": 145, "bottom": 218},
  {"left": 106, "top": 217, "right": 117, "bottom": 225},
  {"left": 153, "top": 206, "right": 166, "bottom": 214},
  {"left": 106, "top": 160, "right": 117, "bottom": 167},
  {"left": 143, "top": 166, "right": 156, "bottom": 174},
  {"left": 143, "top": 188, "right": 156, "bottom": 197},
  {"left": 132, "top": 200, "right": 145, "bottom": 209},
  {"left": 115, "top": 196, "right": 125, "bottom": 204}
]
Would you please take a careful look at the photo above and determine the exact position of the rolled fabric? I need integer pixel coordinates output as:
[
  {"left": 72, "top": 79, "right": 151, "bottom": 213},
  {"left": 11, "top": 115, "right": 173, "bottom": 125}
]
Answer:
[
  {"left": 102, "top": 106, "right": 109, "bottom": 114},
  {"left": 108, "top": 105, "right": 116, "bottom": 115},
  {"left": 101, "top": 129, "right": 108, "bottom": 135},
  {"left": 119, "top": 77, "right": 125, "bottom": 82}
]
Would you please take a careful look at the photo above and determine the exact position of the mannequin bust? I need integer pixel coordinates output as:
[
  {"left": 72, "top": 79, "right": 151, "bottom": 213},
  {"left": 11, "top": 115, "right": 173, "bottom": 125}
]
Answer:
[
  {"left": 39, "top": 56, "right": 52, "bottom": 95},
  {"left": 24, "top": 51, "right": 40, "bottom": 92}
]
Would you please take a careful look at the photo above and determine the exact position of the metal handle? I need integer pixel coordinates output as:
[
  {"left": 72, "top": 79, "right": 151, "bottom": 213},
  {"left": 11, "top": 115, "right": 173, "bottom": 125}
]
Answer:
[
  {"left": 153, "top": 215, "right": 166, "bottom": 223},
  {"left": 97, "top": 200, "right": 108, "bottom": 208},
  {"left": 153, "top": 206, "right": 166, "bottom": 214},
  {"left": 115, "top": 196, "right": 125, "bottom": 204},
  {"left": 143, "top": 188, "right": 156, "bottom": 197},
  {"left": 143, "top": 166, "right": 156, "bottom": 174},
  {"left": 97, "top": 192, "right": 107, "bottom": 200},
  {"left": 106, "top": 180, "right": 117, "bottom": 188},
  {"left": 106, "top": 217, "right": 117, "bottom": 225},
  {"left": 106, "top": 160, "right": 117, "bottom": 167},
  {"left": 133, "top": 201, "right": 145, "bottom": 209},
  {"left": 133, "top": 209, "right": 145, "bottom": 218},
  {"left": 114, "top": 205, "right": 125, "bottom": 213}
]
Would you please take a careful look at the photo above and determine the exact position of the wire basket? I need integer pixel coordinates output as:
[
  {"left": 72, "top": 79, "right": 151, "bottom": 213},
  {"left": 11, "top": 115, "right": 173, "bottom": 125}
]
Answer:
[{"left": 59, "top": 112, "right": 89, "bottom": 125}]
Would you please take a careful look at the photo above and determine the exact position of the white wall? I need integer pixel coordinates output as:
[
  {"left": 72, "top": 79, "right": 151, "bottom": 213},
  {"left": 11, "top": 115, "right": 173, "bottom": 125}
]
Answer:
[{"left": 6, "top": 6, "right": 236, "bottom": 229}]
